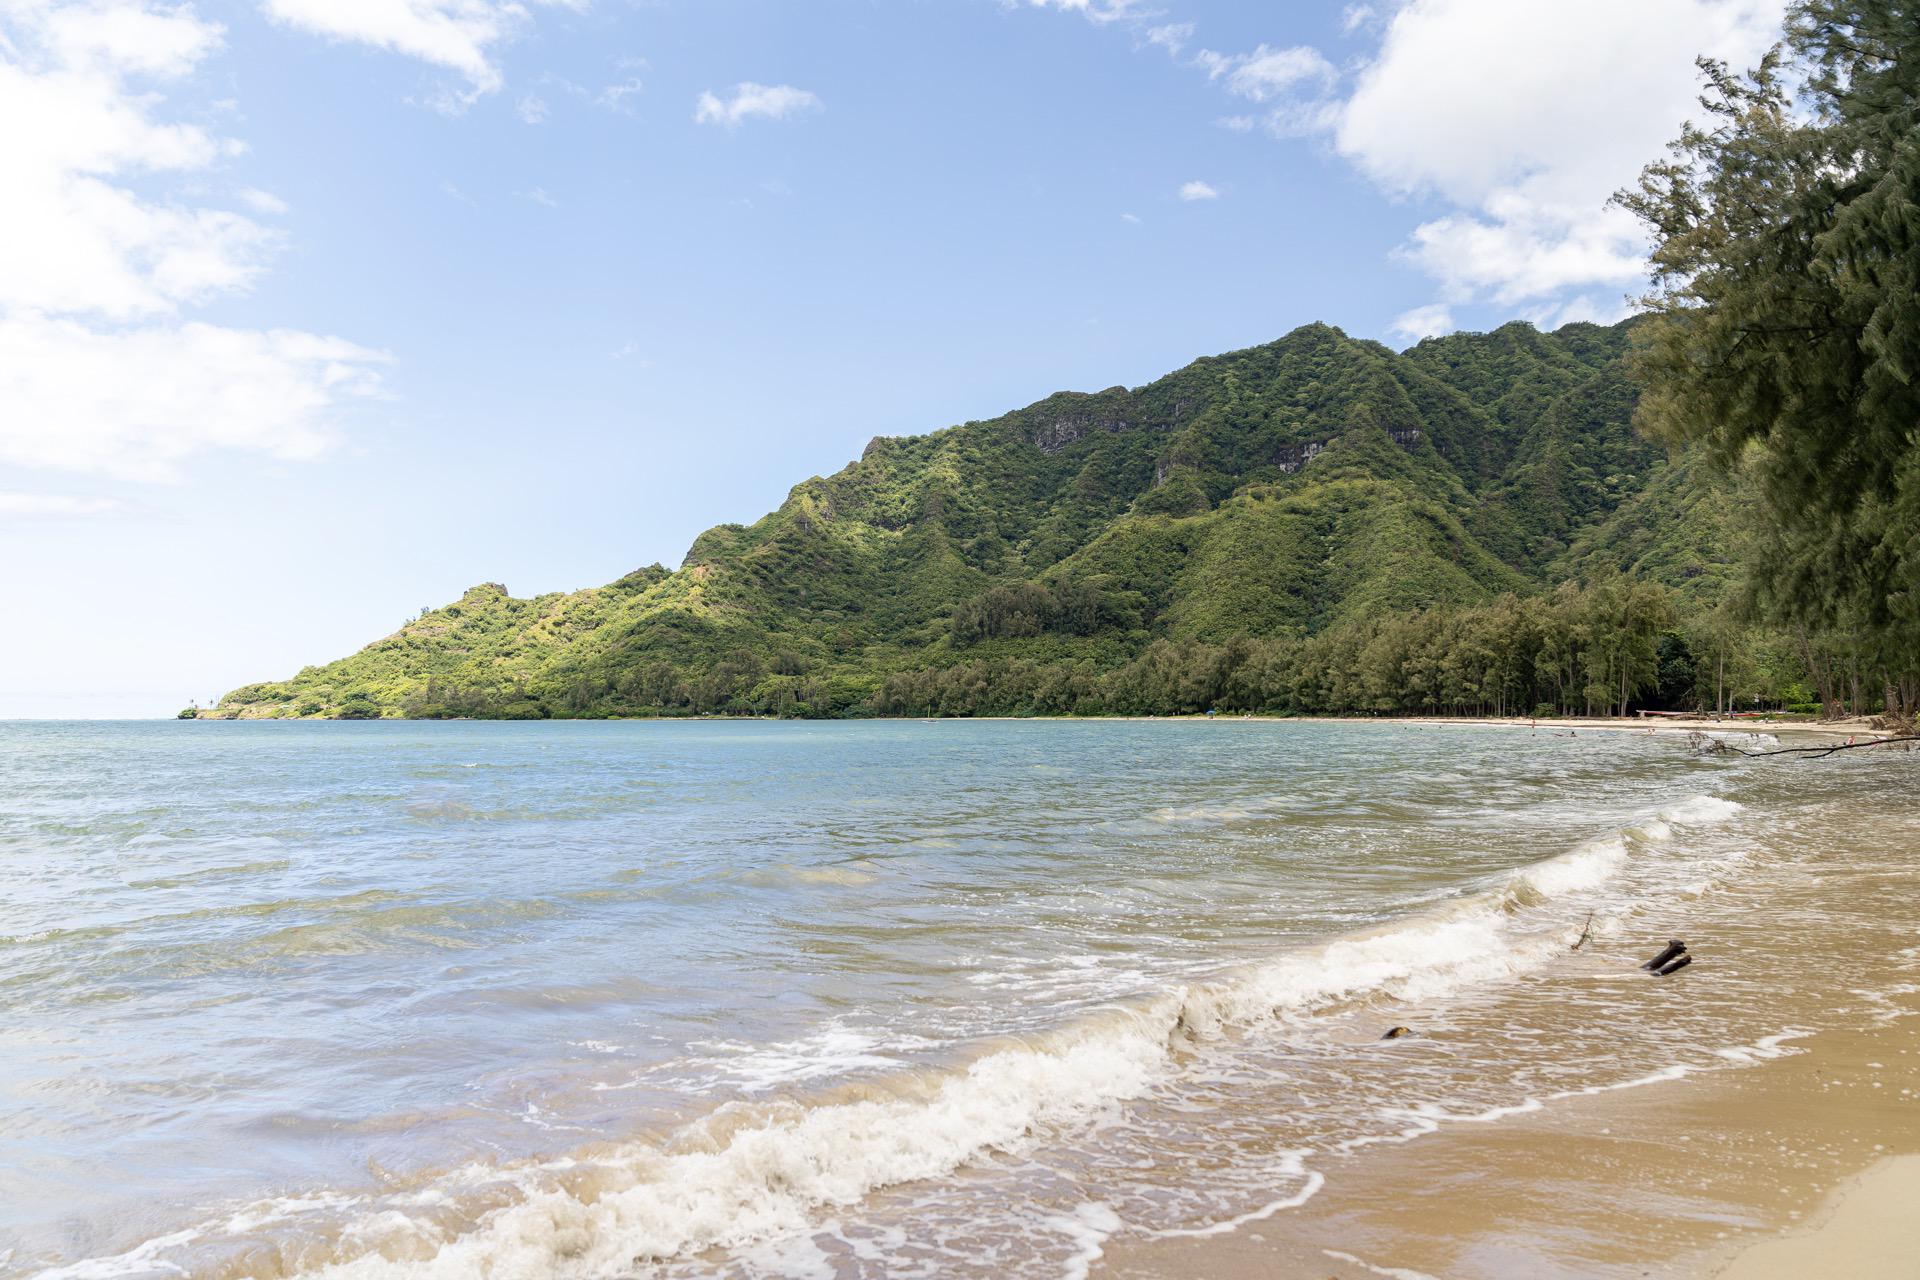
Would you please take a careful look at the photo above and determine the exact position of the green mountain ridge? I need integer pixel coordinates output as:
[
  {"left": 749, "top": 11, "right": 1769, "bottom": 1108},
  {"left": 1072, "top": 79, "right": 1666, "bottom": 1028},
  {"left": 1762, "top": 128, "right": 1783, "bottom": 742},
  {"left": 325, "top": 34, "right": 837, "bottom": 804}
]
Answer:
[{"left": 210, "top": 317, "right": 1739, "bottom": 720}]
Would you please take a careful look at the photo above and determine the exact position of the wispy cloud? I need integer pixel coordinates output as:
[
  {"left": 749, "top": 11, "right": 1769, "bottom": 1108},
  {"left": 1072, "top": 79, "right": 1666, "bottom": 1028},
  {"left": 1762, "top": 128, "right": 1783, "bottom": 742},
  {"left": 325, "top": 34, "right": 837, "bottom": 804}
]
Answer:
[
  {"left": 1142, "top": 23, "right": 1192, "bottom": 55},
  {"left": 694, "top": 82, "right": 823, "bottom": 128},
  {"left": 1017, "top": 0, "right": 1160, "bottom": 27},
  {"left": 1389, "top": 303, "right": 1455, "bottom": 344},
  {"left": 0, "top": 493, "right": 123, "bottom": 518},
  {"left": 1179, "top": 180, "right": 1219, "bottom": 202},
  {"left": 238, "top": 188, "right": 291, "bottom": 215},
  {"left": 517, "top": 94, "right": 549, "bottom": 124},
  {"left": 1193, "top": 43, "right": 1336, "bottom": 103},
  {"left": 597, "top": 77, "right": 644, "bottom": 111}
]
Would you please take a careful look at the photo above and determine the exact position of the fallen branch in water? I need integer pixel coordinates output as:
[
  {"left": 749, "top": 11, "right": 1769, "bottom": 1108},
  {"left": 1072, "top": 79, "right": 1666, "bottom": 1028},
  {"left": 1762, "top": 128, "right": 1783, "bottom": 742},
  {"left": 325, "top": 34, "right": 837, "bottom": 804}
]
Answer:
[
  {"left": 1687, "top": 732, "right": 1920, "bottom": 759},
  {"left": 1570, "top": 912, "right": 1594, "bottom": 951}
]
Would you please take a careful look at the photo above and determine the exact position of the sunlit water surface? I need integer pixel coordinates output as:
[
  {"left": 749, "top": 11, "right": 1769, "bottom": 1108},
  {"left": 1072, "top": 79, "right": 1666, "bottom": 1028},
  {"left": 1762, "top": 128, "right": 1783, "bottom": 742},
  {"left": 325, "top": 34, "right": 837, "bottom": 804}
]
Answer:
[{"left": 1, "top": 720, "right": 1914, "bottom": 1278}]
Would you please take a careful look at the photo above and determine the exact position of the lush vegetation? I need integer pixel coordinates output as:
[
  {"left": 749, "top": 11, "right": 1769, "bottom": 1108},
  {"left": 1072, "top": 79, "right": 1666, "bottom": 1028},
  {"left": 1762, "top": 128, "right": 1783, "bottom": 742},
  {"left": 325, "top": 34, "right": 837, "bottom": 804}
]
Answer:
[
  {"left": 1620, "top": 0, "right": 1920, "bottom": 722},
  {"left": 202, "top": 297, "right": 1900, "bottom": 725}
]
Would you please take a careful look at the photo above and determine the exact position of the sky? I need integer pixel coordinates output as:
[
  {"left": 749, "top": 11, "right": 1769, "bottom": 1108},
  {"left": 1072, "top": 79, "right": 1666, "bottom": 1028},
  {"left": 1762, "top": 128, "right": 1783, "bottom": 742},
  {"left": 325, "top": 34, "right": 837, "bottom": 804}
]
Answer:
[{"left": 0, "top": 0, "right": 1789, "bottom": 717}]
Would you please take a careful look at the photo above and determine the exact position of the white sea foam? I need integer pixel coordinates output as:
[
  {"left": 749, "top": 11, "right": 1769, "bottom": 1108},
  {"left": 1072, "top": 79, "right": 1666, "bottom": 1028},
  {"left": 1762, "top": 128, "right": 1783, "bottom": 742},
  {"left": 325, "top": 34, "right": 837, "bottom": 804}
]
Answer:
[
  {"left": 1659, "top": 795, "right": 1745, "bottom": 825},
  {"left": 1704, "top": 731, "right": 1783, "bottom": 751},
  {"left": 1713, "top": 1029, "right": 1813, "bottom": 1065},
  {"left": 1048, "top": 1201, "right": 1124, "bottom": 1280},
  {"left": 679, "top": 1025, "right": 941, "bottom": 1093},
  {"left": 232, "top": 1017, "right": 1171, "bottom": 1279},
  {"left": 1323, "top": 1249, "right": 1440, "bottom": 1280},
  {"left": 1146, "top": 1154, "right": 1323, "bottom": 1238},
  {"left": 1146, "top": 803, "right": 1254, "bottom": 824},
  {"left": 1343, "top": 1027, "right": 1811, "bottom": 1157}
]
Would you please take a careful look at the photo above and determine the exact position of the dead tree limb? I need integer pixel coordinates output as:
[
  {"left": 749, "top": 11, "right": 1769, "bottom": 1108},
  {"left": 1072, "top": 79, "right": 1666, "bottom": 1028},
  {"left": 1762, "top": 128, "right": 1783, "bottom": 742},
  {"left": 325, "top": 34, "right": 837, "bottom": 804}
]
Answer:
[{"left": 1693, "top": 734, "right": 1920, "bottom": 759}]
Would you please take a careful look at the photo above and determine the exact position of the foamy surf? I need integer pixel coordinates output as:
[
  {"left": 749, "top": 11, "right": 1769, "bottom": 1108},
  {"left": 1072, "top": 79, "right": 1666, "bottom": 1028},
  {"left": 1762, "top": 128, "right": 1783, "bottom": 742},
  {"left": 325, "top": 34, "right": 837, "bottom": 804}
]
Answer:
[{"left": 31, "top": 792, "right": 1759, "bottom": 1280}]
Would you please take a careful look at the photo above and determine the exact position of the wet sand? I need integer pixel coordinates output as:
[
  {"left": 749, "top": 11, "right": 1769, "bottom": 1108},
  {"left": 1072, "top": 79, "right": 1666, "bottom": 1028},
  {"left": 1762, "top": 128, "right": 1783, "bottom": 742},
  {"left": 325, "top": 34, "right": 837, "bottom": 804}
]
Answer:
[{"left": 1096, "top": 925, "right": 1920, "bottom": 1280}]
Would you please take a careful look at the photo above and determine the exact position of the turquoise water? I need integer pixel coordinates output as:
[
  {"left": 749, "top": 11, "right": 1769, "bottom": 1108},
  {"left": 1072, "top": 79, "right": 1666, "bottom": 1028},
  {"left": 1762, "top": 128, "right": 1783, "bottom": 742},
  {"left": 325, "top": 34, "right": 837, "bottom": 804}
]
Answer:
[{"left": 2, "top": 719, "right": 1913, "bottom": 1278}]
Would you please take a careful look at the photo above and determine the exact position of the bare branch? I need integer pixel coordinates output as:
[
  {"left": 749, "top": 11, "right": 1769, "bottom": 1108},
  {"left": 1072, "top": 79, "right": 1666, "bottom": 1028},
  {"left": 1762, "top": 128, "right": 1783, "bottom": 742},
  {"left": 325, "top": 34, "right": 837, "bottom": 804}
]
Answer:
[{"left": 1692, "top": 732, "right": 1920, "bottom": 759}]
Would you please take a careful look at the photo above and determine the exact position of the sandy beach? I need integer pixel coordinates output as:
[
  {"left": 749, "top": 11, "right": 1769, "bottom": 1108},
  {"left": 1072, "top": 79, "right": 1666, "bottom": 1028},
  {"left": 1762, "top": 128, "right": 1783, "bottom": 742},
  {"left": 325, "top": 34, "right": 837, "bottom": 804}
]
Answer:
[
  {"left": 1091, "top": 799, "right": 1920, "bottom": 1280},
  {"left": 1095, "top": 989, "right": 1920, "bottom": 1280},
  {"left": 1245, "top": 713, "right": 1899, "bottom": 742}
]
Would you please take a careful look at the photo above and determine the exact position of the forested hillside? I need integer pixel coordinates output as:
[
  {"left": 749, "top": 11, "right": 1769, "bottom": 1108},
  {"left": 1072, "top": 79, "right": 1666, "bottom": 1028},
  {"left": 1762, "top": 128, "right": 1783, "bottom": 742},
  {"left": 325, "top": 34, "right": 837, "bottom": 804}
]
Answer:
[{"left": 202, "top": 318, "right": 1832, "bottom": 721}]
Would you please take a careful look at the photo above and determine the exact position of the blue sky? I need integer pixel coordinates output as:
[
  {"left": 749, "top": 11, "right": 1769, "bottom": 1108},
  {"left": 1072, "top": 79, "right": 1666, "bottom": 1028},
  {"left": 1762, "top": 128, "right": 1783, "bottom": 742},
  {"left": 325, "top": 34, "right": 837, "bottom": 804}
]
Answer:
[{"left": 0, "top": 0, "right": 1786, "bottom": 716}]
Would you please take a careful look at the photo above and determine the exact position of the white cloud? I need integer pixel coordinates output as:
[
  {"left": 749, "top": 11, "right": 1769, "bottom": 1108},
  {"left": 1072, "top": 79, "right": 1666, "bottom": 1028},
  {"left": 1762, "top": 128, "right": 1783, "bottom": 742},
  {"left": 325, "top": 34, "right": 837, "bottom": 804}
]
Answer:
[
  {"left": 1332, "top": 0, "right": 1785, "bottom": 310},
  {"left": 0, "top": 314, "right": 387, "bottom": 482},
  {"left": 693, "top": 82, "right": 822, "bottom": 128},
  {"left": 516, "top": 92, "right": 548, "bottom": 123},
  {"left": 521, "top": 185, "right": 557, "bottom": 207},
  {"left": 1143, "top": 23, "right": 1192, "bottom": 55},
  {"left": 1389, "top": 303, "right": 1454, "bottom": 344},
  {"left": 1523, "top": 292, "right": 1633, "bottom": 331},
  {"left": 1194, "top": 43, "right": 1335, "bottom": 103},
  {"left": 1394, "top": 199, "right": 1648, "bottom": 305},
  {"left": 1167, "top": 0, "right": 1785, "bottom": 322},
  {"left": 34, "top": 1, "right": 224, "bottom": 76},
  {"left": 237, "top": 187, "right": 290, "bottom": 215},
  {"left": 1216, "top": 114, "right": 1255, "bottom": 132},
  {"left": 596, "top": 76, "right": 643, "bottom": 110},
  {"left": 258, "top": 0, "right": 571, "bottom": 98},
  {"left": 0, "top": 492, "right": 123, "bottom": 517},
  {"left": 1120, "top": 212, "right": 1141, "bottom": 223},
  {"left": 1179, "top": 180, "right": 1219, "bottom": 201},
  {"left": 1016, "top": 0, "right": 1156, "bottom": 25},
  {"left": 0, "top": 13, "right": 274, "bottom": 320},
  {"left": 0, "top": 1, "right": 388, "bottom": 485}
]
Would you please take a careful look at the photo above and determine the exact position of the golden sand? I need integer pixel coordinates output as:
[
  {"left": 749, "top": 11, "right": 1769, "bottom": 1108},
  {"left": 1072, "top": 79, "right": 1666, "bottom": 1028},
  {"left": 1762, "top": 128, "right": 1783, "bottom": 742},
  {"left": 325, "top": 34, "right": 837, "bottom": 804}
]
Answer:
[
  {"left": 1089, "top": 798, "right": 1920, "bottom": 1280},
  {"left": 1095, "top": 997, "right": 1919, "bottom": 1279}
]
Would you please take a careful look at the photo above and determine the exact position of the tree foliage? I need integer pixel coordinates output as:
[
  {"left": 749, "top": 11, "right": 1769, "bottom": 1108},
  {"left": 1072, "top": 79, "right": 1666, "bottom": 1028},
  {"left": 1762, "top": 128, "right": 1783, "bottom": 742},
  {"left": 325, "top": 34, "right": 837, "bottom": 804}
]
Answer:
[{"left": 1618, "top": 0, "right": 1920, "bottom": 717}]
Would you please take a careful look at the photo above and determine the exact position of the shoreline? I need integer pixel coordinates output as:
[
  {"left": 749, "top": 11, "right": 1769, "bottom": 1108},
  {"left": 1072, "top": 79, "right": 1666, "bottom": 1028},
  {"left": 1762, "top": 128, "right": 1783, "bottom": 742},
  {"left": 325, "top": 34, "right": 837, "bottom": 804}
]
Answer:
[{"left": 178, "top": 709, "right": 1894, "bottom": 741}]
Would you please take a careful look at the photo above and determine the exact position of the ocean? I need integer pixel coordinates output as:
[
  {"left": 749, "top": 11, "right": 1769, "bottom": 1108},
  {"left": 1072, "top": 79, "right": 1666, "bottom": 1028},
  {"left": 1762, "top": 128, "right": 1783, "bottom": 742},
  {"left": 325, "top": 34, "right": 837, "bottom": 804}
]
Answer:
[{"left": 2, "top": 719, "right": 1914, "bottom": 1278}]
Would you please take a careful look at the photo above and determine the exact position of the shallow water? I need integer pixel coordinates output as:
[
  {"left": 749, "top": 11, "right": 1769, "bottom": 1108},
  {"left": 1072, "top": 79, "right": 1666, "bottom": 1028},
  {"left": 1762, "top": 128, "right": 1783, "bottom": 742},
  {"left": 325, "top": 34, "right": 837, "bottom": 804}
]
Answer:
[{"left": 0, "top": 719, "right": 1912, "bottom": 1278}]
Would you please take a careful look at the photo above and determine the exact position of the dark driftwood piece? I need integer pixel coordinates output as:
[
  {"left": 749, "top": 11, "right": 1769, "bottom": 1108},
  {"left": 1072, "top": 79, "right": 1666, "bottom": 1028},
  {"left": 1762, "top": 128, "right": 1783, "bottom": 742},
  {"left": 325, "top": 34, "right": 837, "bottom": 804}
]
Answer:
[
  {"left": 1641, "top": 939, "right": 1687, "bottom": 971},
  {"left": 1656, "top": 954, "right": 1693, "bottom": 977},
  {"left": 1571, "top": 912, "right": 1594, "bottom": 951}
]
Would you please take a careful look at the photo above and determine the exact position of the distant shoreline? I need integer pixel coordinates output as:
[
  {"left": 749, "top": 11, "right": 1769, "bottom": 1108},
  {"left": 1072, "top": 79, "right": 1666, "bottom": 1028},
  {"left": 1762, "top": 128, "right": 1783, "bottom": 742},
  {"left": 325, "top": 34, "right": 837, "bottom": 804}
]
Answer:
[{"left": 181, "top": 709, "right": 1893, "bottom": 741}]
